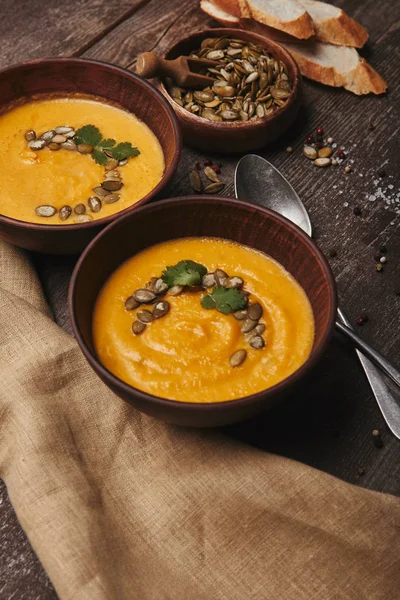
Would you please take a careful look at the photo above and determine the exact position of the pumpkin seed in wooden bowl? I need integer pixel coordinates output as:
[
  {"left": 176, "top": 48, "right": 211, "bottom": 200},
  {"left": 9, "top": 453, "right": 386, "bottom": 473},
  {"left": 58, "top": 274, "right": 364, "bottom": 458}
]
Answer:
[{"left": 155, "top": 28, "right": 302, "bottom": 153}]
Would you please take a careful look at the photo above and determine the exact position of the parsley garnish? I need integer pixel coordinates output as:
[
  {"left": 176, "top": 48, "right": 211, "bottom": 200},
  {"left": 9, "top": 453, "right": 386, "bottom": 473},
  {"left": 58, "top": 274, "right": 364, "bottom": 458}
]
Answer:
[
  {"left": 201, "top": 286, "right": 248, "bottom": 315},
  {"left": 162, "top": 260, "right": 207, "bottom": 287},
  {"left": 74, "top": 125, "right": 140, "bottom": 165}
]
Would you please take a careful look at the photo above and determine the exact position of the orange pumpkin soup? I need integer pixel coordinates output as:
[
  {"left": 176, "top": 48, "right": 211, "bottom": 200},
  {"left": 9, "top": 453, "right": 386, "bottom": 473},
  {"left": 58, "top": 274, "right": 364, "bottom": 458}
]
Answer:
[
  {"left": 93, "top": 238, "right": 315, "bottom": 403},
  {"left": 0, "top": 97, "right": 164, "bottom": 224}
]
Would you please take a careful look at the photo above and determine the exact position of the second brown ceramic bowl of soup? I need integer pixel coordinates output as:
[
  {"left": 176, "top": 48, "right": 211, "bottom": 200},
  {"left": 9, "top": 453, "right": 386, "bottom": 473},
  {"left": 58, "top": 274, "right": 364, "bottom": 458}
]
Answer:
[
  {"left": 0, "top": 58, "right": 181, "bottom": 254},
  {"left": 70, "top": 196, "right": 337, "bottom": 427}
]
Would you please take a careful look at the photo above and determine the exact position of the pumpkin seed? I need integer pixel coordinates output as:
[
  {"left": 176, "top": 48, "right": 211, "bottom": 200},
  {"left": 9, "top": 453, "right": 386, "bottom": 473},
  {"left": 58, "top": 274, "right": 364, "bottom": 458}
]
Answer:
[
  {"left": 137, "top": 309, "right": 153, "bottom": 324},
  {"left": 132, "top": 320, "right": 146, "bottom": 335},
  {"left": 250, "top": 335, "right": 265, "bottom": 349},
  {"left": 40, "top": 130, "right": 56, "bottom": 142},
  {"left": 59, "top": 205, "right": 72, "bottom": 221},
  {"left": 35, "top": 205, "right": 57, "bottom": 217},
  {"left": 102, "top": 180, "right": 122, "bottom": 191},
  {"left": 304, "top": 146, "right": 318, "bottom": 160},
  {"left": 48, "top": 142, "right": 60, "bottom": 151},
  {"left": 248, "top": 303, "right": 262, "bottom": 320},
  {"left": 119, "top": 159, "right": 128, "bottom": 166},
  {"left": 314, "top": 157, "right": 332, "bottom": 167},
  {"left": 254, "top": 323, "right": 266, "bottom": 335},
  {"left": 61, "top": 140, "right": 77, "bottom": 151},
  {"left": 153, "top": 278, "right": 168, "bottom": 295},
  {"left": 194, "top": 90, "right": 214, "bottom": 103},
  {"left": 52, "top": 134, "right": 67, "bottom": 144},
  {"left": 214, "top": 269, "right": 229, "bottom": 285},
  {"left": 225, "top": 276, "right": 243, "bottom": 289},
  {"left": 233, "top": 309, "right": 248, "bottom": 320},
  {"left": 74, "top": 203, "right": 86, "bottom": 215},
  {"left": 204, "top": 182, "right": 225, "bottom": 194},
  {"left": 190, "top": 169, "right": 203, "bottom": 193},
  {"left": 55, "top": 126, "right": 73, "bottom": 134},
  {"left": 204, "top": 99, "right": 221, "bottom": 108},
  {"left": 134, "top": 289, "right": 156, "bottom": 303},
  {"left": 230, "top": 349, "right": 247, "bottom": 367},
  {"left": 202, "top": 273, "right": 217, "bottom": 288},
  {"left": 92, "top": 186, "right": 109, "bottom": 197},
  {"left": 201, "top": 108, "right": 222, "bottom": 121},
  {"left": 125, "top": 296, "right": 140, "bottom": 310},
  {"left": 220, "top": 109, "right": 239, "bottom": 120},
  {"left": 103, "top": 193, "right": 120, "bottom": 204},
  {"left": 77, "top": 143, "right": 94, "bottom": 154},
  {"left": 204, "top": 166, "right": 220, "bottom": 183},
  {"left": 24, "top": 130, "right": 36, "bottom": 141},
  {"left": 105, "top": 158, "right": 119, "bottom": 170},
  {"left": 318, "top": 146, "right": 333, "bottom": 159},
  {"left": 241, "top": 318, "right": 257, "bottom": 333},
  {"left": 88, "top": 196, "right": 102, "bottom": 212},
  {"left": 153, "top": 300, "right": 170, "bottom": 318},
  {"left": 207, "top": 50, "right": 224, "bottom": 60},
  {"left": 74, "top": 214, "right": 93, "bottom": 223},
  {"left": 28, "top": 139, "right": 46, "bottom": 150},
  {"left": 167, "top": 285, "right": 184, "bottom": 296}
]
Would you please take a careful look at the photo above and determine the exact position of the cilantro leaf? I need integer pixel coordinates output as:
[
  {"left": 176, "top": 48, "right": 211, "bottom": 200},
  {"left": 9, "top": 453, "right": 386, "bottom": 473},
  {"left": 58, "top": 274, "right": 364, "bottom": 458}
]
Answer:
[
  {"left": 162, "top": 260, "right": 207, "bottom": 287},
  {"left": 92, "top": 149, "right": 108, "bottom": 165},
  {"left": 98, "top": 138, "right": 116, "bottom": 149},
  {"left": 201, "top": 295, "right": 216, "bottom": 310},
  {"left": 74, "top": 124, "right": 102, "bottom": 146},
  {"left": 201, "top": 287, "right": 247, "bottom": 315},
  {"left": 110, "top": 142, "right": 140, "bottom": 161}
]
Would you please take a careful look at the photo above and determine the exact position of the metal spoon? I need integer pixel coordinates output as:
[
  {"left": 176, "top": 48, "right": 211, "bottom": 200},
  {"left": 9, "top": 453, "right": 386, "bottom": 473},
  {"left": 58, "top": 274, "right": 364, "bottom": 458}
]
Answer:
[{"left": 235, "top": 154, "right": 400, "bottom": 438}]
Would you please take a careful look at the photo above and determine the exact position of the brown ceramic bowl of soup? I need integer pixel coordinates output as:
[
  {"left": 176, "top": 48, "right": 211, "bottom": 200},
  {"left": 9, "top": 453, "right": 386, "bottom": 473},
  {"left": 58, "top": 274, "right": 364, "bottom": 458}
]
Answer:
[
  {"left": 0, "top": 58, "right": 181, "bottom": 254},
  {"left": 69, "top": 196, "right": 337, "bottom": 427},
  {"left": 154, "top": 28, "right": 302, "bottom": 153}
]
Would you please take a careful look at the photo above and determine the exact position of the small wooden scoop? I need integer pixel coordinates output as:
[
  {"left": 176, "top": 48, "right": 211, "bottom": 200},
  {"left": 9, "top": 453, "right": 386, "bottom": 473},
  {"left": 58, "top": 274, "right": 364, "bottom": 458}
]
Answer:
[{"left": 136, "top": 51, "right": 218, "bottom": 89}]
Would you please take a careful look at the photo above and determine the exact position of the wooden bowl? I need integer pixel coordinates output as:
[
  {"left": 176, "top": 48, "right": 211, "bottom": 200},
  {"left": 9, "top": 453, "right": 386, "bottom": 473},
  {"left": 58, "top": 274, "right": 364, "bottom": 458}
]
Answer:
[
  {"left": 70, "top": 196, "right": 337, "bottom": 427},
  {"left": 0, "top": 58, "right": 181, "bottom": 254},
  {"left": 156, "top": 28, "right": 302, "bottom": 153}
]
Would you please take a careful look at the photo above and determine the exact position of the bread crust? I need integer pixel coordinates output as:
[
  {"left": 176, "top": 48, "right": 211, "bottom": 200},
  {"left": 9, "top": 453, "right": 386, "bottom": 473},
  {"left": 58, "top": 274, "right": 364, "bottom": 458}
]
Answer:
[
  {"left": 282, "top": 42, "right": 387, "bottom": 94},
  {"left": 200, "top": 0, "right": 240, "bottom": 23},
  {"left": 309, "top": 8, "right": 368, "bottom": 48}
]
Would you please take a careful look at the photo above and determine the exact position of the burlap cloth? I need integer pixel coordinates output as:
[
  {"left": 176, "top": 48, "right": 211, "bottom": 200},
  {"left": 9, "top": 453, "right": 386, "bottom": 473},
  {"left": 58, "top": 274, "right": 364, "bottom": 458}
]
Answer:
[{"left": 0, "top": 239, "right": 399, "bottom": 600}]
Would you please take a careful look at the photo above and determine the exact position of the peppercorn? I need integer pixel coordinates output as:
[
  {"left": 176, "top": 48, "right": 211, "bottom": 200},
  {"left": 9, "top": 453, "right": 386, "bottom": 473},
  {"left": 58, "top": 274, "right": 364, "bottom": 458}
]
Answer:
[
  {"left": 329, "top": 249, "right": 337, "bottom": 258},
  {"left": 316, "top": 127, "right": 323, "bottom": 135},
  {"left": 195, "top": 162, "right": 201, "bottom": 171},
  {"left": 369, "top": 122, "right": 376, "bottom": 131},
  {"left": 360, "top": 313, "right": 368, "bottom": 322},
  {"left": 204, "top": 159, "right": 212, "bottom": 166},
  {"left": 380, "top": 256, "right": 387, "bottom": 264},
  {"left": 327, "top": 137, "right": 334, "bottom": 144},
  {"left": 379, "top": 245, "right": 387, "bottom": 254},
  {"left": 337, "top": 149, "right": 345, "bottom": 159},
  {"left": 357, "top": 467, "right": 365, "bottom": 476},
  {"left": 376, "top": 264, "right": 383, "bottom": 272},
  {"left": 377, "top": 168, "right": 386, "bottom": 177},
  {"left": 374, "top": 437, "right": 384, "bottom": 448},
  {"left": 211, "top": 164, "right": 221, "bottom": 173},
  {"left": 315, "top": 141, "right": 323, "bottom": 149},
  {"left": 372, "top": 429, "right": 380, "bottom": 437},
  {"left": 354, "top": 206, "right": 362, "bottom": 216},
  {"left": 374, "top": 252, "right": 382, "bottom": 261},
  {"left": 345, "top": 166, "right": 352, "bottom": 173},
  {"left": 356, "top": 317, "right": 364, "bottom": 326},
  {"left": 286, "top": 146, "right": 293, "bottom": 153},
  {"left": 306, "top": 135, "right": 314, "bottom": 144}
]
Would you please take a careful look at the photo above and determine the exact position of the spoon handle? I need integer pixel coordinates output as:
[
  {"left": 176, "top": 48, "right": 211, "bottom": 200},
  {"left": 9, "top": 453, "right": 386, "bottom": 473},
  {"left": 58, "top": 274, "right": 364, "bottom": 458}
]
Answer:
[
  {"left": 335, "top": 320, "right": 400, "bottom": 388},
  {"left": 337, "top": 306, "right": 400, "bottom": 439}
]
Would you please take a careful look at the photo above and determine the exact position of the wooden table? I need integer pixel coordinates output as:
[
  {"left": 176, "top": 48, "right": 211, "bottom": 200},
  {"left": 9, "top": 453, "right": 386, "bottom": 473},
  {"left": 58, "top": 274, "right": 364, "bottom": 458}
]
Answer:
[{"left": 1, "top": 0, "right": 399, "bottom": 597}]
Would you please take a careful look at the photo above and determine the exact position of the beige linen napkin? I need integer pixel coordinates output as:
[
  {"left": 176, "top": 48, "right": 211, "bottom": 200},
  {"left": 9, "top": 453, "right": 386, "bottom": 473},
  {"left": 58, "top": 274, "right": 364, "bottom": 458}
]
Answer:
[{"left": 0, "top": 239, "right": 399, "bottom": 600}]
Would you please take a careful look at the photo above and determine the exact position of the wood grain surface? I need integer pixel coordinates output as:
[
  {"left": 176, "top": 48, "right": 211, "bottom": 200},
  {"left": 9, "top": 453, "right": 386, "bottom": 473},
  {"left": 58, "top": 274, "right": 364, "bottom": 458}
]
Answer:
[{"left": 1, "top": 0, "right": 400, "bottom": 597}]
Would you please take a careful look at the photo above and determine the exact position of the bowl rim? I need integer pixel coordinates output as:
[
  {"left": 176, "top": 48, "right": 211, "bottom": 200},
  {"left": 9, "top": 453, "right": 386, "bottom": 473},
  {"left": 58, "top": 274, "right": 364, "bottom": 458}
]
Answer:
[
  {"left": 157, "top": 27, "right": 302, "bottom": 130},
  {"left": 69, "top": 195, "right": 338, "bottom": 413},
  {"left": 0, "top": 56, "right": 182, "bottom": 232}
]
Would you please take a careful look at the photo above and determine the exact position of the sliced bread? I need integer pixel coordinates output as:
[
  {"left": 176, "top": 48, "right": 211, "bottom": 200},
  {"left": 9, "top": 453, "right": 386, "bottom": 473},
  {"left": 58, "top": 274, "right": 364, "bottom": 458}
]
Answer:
[
  {"left": 281, "top": 40, "right": 387, "bottom": 94},
  {"left": 299, "top": 1, "right": 368, "bottom": 47},
  {"left": 246, "top": 0, "right": 314, "bottom": 39}
]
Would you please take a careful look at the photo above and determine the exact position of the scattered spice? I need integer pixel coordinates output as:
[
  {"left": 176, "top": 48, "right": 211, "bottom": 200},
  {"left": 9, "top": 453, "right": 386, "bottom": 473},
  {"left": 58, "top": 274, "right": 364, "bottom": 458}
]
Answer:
[
  {"left": 190, "top": 162, "right": 225, "bottom": 194},
  {"left": 368, "top": 122, "right": 375, "bottom": 131},
  {"left": 377, "top": 168, "right": 386, "bottom": 178},
  {"left": 329, "top": 249, "right": 337, "bottom": 258},
  {"left": 344, "top": 166, "right": 352, "bottom": 173},
  {"left": 357, "top": 467, "right": 365, "bottom": 476},
  {"left": 379, "top": 245, "right": 387, "bottom": 254},
  {"left": 376, "top": 263, "right": 384, "bottom": 272},
  {"left": 380, "top": 256, "right": 387, "bottom": 264},
  {"left": 353, "top": 206, "right": 362, "bottom": 216},
  {"left": 286, "top": 146, "right": 293, "bottom": 153}
]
